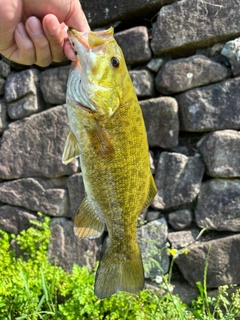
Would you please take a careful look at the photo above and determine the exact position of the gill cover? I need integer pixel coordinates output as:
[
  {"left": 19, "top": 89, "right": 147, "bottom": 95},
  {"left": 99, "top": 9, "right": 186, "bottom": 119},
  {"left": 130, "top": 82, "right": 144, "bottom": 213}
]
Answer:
[{"left": 67, "top": 27, "right": 126, "bottom": 118}]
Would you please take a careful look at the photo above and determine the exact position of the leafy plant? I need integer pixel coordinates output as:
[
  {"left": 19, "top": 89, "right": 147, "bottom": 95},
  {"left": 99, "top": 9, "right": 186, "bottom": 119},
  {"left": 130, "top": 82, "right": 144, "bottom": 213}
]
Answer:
[
  {"left": 0, "top": 214, "right": 68, "bottom": 319},
  {"left": 190, "top": 244, "right": 240, "bottom": 320},
  {"left": 0, "top": 215, "right": 240, "bottom": 319}
]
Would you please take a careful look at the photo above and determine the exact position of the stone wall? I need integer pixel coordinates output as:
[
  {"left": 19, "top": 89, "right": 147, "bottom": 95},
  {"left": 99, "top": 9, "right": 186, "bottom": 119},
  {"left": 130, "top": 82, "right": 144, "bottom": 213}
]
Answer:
[{"left": 1, "top": 0, "right": 240, "bottom": 303}]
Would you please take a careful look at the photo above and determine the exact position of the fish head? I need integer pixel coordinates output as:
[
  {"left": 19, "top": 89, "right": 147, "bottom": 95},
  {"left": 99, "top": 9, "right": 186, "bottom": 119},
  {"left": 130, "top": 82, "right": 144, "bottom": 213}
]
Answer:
[{"left": 67, "top": 27, "right": 126, "bottom": 119}]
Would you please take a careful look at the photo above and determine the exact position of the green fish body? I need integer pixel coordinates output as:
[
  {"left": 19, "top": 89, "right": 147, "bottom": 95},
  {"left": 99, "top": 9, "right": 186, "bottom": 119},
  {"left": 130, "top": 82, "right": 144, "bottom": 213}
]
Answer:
[{"left": 63, "top": 27, "right": 157, "bottom": 299}]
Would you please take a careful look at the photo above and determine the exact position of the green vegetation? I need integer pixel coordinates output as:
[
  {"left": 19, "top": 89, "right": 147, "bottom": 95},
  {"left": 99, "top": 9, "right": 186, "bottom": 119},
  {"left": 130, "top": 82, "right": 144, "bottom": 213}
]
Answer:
[{"left": 0, "top": 214, "right": 240, "bottom": 319}]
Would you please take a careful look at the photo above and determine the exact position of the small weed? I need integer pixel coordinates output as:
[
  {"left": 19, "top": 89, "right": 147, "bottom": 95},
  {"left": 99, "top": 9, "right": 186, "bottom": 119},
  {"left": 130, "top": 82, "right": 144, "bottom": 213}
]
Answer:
[{"left": 0, "top": 218, "right": 240, "bottom": 319}]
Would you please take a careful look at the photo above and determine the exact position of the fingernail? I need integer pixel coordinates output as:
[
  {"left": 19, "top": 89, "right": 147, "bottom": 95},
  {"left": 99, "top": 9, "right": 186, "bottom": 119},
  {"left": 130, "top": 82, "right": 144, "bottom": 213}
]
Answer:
[{"left": 26, "top": 17, "right": 42, "bottom": 35}]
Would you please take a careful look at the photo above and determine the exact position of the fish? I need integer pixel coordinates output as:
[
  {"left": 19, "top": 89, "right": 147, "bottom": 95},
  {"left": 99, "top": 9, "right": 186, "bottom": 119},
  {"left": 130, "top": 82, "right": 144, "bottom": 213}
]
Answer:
[{"left": 62, "top": 27, "right": 157, "bottom": 299}]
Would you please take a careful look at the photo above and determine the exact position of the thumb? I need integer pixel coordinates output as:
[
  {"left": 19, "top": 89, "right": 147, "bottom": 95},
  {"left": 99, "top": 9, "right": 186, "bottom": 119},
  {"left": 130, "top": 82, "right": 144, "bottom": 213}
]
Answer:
[{"left": 64, "top": 1, "right": 90, "bottom": 32}]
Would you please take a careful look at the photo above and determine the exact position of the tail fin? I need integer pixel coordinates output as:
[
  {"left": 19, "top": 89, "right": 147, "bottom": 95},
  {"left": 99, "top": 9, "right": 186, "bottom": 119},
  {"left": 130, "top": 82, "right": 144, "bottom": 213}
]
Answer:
[{"left": 94, "top": 244, "right": 144, "bottom": 299}]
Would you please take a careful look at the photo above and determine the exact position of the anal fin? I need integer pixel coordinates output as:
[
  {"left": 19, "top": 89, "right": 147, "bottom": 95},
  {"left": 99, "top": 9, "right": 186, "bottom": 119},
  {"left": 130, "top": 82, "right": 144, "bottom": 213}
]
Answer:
[
  {"left": 74, "top": 196, "right": 105, "bottom": 239},
  {"left": 62, "top": 131, "right": 80, "bottom": 164}
]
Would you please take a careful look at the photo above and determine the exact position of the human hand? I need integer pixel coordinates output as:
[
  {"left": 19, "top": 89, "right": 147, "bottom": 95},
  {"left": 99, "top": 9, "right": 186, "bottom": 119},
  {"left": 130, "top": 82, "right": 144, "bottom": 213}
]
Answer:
[{"left": 0, "top": 0, "right": 90, "bottom": 66}]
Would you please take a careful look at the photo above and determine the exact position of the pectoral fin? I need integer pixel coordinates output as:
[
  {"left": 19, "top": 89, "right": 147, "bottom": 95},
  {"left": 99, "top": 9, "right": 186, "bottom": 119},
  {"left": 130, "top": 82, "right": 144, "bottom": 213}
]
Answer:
[
  {"left": 62, "top": 131, "right": 80, "bottom": 164},
  {"left": 87, "top": 122, "right": 115, "bottom": 159},
  {"left": 142, "top": 174, "right": 157, "bottom": 212},
  {"left": 74, "top": 196, "right": 105, "bottom": 239}
]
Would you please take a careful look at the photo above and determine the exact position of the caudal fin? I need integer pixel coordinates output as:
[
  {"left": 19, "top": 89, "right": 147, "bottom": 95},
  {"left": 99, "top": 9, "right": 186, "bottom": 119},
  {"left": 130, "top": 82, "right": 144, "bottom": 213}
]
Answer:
[{"left": 94, "top": 244, "right": 144, "bottom": 299}]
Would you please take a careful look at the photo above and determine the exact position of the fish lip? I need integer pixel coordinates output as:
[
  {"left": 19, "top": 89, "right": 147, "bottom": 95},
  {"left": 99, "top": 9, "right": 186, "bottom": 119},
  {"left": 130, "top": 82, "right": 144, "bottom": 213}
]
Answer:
[
  {"left": 67, "top": 27, "right": 80, "bottom": 37},
  {"left": 67, "top": 28, "right": 90, "bottom": 49}
]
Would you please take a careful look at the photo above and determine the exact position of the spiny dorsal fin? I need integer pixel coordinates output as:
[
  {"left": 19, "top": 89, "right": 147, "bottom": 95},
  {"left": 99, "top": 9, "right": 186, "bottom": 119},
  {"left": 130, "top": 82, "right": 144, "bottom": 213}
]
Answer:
[
  {"left": 141, "top": 174, "right": 157, "bottom": 212},
  {"left": 62, "top": 131, "right": 80, "bottom": 164},
  {"left": 87, "top": 122, "right": 115, "bottom": 159},
  {"left": 74, "top": 196, "right": 105, "bottom": 239}
]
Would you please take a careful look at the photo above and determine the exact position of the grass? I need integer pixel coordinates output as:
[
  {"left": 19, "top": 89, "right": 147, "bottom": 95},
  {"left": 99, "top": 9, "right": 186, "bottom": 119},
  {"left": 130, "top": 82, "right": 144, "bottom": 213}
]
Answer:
[{"left": 0, "top": 213, "right": 240, "bottom": 319}]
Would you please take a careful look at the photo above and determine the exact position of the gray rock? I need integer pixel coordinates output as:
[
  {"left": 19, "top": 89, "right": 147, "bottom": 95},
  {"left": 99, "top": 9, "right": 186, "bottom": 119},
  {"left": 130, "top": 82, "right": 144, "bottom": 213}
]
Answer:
[
  {"left": 155, "top": 55, "right": 229, "bottom": 94},
  {"left": 176, "top": 133, "right": 205, "bottom": 157},
  {"left": 0, "top": 77, "right": 5, "bottom": 95},
  {"left": 197, "top": 42, "right": 225, "bottom": 57},
  {"left": 152, "top": 152, "right": 204, "bottom": 210},
  {"left": 0, "top": 100, "right": 8, "bottom": 134},
  {"left": 0, "top": 60, "right": 11, "bottom": 78},
  {"left": 48, "top": 217, "right": 99, "bottom": 271},
  {"left": 172, "top": 278, "right": 199, "bottom": 306},
  {"left": 137, "top": 218, "right": 169, "bottom": 278},
  {"left": 40, "top": 66, "right": 70, "bottom": 104},
  {"left": 169, "top": 146, "right": 189, "bottom": 156},
  {"left": 0, "top": 205, "right": 40, "bottom": 234},
  {"left": 221, "top": 37, "right": 240, "bottom": 76},
  {"left": 67, "top": 173, "right": 85, "bottom": 219},
  {"left": 0, "top": 105, "right": 78, "bottom": 179},
  {"left": 42, "top": 177, "right": 68, "bottom": 188},
  {"left": 177, "top": 77, "right": 240, "bottom": 132},
  {"left": 137, "top": 211, "right": 147, "bottom": 227},
  {"left": 146, "top": 210, "right": 160, "bottom": 222},
  {"left": 0, "top": 177, "right": 70, "bottom": 217},
  {"left": 197, "top": 130, "right": 240, "bottom": 178},
  {"left": 151, "top": 0, "right": 240, "bottom": 55},
  {"left": 81, "top": 0, "right": 179, "bottom": 28},
  {"left": 5, "top": 69, "right": 40, "bottom": 102},
  {"left": 147, "top": 57, "right": 165, "bottom": 73},
  {"left": 4, "top": 68, "right": 43, "bottom": 119},
  {"left": 115, "top": 27, "right": 151, "bottom": 65},
  {"left": 168, "top": 229, "right": 199, "bottom": 250},
  {"left": 175, "top": 234, "right": 240, "bottom": 288},
  {"left": 129, "top": 69, "right": 154, "bottom": 98},
  {"left": 140, "top": 97, "right": 179, "bottom": 148},
  {"left": 1, "top": 56, "right": 25, "bottom": 71},
  {"left": 7, "top": 93, "right": 44, "bottom": 120},
  {"left": 168, "top": 209, "right": 192, "bottom": 230},
  {"left": 195, "top": 179, "right": 240, "bottom": 232}
]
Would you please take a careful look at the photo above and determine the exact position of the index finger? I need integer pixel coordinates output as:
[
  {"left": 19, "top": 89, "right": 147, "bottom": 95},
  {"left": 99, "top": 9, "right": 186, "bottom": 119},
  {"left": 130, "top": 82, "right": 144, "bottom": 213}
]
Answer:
[{"left": 64, "top": 1, "right": 90, "bottom": 32}]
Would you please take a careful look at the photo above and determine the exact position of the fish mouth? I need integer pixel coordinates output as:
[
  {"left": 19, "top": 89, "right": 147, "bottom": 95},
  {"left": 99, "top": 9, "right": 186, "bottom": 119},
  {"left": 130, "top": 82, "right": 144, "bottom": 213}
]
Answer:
[
  {"left": 68, "top": 28, "right": 90, "bottom": 49},
  {"left": 67, "top": 27, "right": 114, "bottom": 50}
]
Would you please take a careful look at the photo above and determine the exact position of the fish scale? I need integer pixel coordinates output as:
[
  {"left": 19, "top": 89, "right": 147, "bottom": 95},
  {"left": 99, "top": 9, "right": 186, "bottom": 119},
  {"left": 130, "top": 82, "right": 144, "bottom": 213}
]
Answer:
[{"left": 62, "top": 27, "right": 157, "bottom": 298}]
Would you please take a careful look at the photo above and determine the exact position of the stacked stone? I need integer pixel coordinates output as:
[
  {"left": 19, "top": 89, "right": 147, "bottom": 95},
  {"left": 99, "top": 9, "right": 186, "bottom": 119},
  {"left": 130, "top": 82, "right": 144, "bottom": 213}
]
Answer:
[{"left": 1, "top": 0, "right": 240, "bottom": 303}]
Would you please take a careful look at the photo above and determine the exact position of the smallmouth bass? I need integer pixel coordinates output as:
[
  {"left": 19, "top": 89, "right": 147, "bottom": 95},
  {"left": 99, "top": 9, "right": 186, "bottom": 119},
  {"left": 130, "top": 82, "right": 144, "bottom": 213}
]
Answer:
[{"left": 63, "top": 27, "right": 157, "bottom": 299}]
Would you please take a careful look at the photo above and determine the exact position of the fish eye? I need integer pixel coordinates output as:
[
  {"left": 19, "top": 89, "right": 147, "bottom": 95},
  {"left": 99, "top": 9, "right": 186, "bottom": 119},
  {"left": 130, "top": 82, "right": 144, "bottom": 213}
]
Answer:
[{"left": 111, "top": 57, "right": 120, "bottom": 68}]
